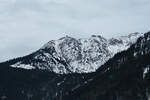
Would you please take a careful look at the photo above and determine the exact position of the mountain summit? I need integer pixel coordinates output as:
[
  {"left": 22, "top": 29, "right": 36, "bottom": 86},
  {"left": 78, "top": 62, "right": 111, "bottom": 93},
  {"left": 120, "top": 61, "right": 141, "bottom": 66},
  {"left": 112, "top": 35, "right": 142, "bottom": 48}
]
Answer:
[{"left": 7, "top": 33, "right": 143, "bottom": 74}]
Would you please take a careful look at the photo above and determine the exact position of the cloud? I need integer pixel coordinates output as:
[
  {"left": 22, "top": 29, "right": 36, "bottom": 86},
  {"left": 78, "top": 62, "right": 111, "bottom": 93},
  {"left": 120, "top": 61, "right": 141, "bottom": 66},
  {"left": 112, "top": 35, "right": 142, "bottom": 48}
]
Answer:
[{"left": 0, "top": 0, "right": 150, "bottom": 61}]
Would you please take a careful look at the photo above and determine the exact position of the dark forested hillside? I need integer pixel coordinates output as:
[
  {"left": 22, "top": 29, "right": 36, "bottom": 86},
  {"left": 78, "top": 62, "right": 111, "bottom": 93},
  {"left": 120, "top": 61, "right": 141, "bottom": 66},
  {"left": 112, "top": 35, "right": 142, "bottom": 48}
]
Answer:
[
  {"left": 62, "top": 32, "right": 150, "bottom": 100},
  {"left": 0, "top": 63, "right": 94, "bottom": 100}
]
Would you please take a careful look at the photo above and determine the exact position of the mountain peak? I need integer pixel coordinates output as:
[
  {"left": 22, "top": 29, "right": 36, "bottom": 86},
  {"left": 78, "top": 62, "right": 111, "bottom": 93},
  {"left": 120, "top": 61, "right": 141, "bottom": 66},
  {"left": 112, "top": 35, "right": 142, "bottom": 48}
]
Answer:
[
  {"left": 41, "top": 40, "right": 56, "bottom": 50},
  {"left": 8, "top": 32, "right": 143, "bottom": 74},
  {"left": 59, "top": 35, "right": 75, "bottom": 40}
]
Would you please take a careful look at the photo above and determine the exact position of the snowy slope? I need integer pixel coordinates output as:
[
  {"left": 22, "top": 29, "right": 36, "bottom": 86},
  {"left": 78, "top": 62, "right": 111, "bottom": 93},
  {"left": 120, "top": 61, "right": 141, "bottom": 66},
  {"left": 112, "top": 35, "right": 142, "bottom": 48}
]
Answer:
[
  {"left": 108, "top": 32, "right": 143, "bottom": 54},
  {"left": 10, "top": 32, "right": 143, "bottom": 74}
]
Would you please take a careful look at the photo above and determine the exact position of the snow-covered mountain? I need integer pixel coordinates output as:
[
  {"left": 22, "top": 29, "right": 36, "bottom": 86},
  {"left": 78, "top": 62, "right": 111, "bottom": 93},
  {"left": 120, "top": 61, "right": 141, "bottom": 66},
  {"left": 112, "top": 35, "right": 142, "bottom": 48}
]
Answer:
[
  {"left": 10, "top": 32, "right": 143, "bottom": 74},
  {"left": 63, "top": 31, "right": 150, "bottom": 100},
  {"left": 0, "top": 31, "right": 150, "bottom": 100}
]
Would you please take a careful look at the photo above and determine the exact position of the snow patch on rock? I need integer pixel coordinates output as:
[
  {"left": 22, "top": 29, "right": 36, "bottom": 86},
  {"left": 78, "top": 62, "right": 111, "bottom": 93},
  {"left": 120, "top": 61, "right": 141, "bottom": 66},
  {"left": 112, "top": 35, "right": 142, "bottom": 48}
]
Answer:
[{"left": 11, "top": 62, "right": 35, "bottom": 70}]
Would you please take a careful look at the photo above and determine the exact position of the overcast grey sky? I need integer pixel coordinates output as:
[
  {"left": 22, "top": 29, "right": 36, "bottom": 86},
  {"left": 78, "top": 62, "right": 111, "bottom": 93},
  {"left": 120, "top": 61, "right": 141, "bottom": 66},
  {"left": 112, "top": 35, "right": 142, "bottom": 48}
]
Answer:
[{"left": 0, "top": 0, "right": 150, "bottom": 62}]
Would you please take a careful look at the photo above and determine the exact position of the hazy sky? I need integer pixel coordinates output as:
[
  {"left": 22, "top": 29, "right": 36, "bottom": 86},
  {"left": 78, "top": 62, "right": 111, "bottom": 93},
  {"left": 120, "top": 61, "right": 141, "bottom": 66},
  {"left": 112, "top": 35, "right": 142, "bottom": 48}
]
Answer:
[{"left": 0, "top": 0, "right": 150, "bottom": 62}]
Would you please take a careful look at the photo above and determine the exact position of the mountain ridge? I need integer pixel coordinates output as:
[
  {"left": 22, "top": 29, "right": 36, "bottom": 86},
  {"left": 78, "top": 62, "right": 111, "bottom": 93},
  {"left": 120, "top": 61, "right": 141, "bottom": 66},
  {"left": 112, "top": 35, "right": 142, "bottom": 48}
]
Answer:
[{"left": 1, "top": 32, "right": 143, "bottom": 74}]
